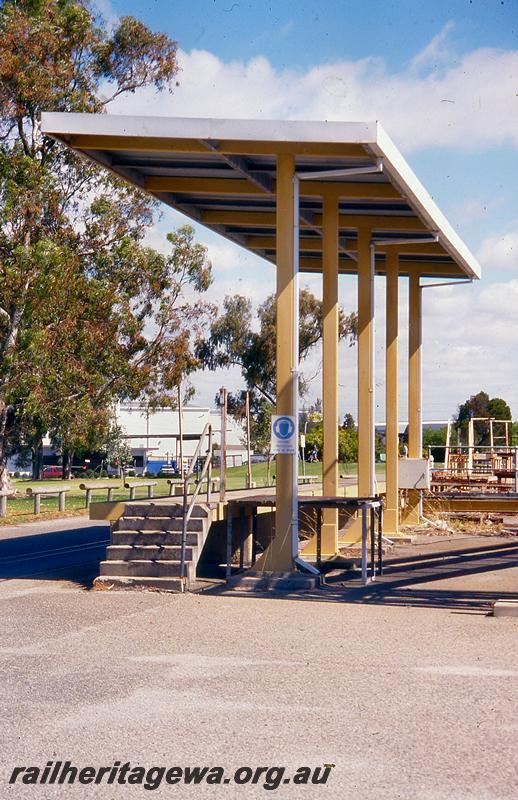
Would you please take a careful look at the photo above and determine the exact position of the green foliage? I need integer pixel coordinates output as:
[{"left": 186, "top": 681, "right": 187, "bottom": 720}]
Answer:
[
  {"left": 304, "top": 420, "right": 360, "bottom": 463},
  {"left": 304, "top": 409, "right": 384, "bottom": 462},
  {"left": 304, "top": 424, "right": 322, "bottom": 459},
  {"left": 339, "top": 427, "right": 358, "bottom": 463},
  {"left": 455, "top": 391, "right": 512, "bottom": 446},
  {"left": 487, "top": 397, "right": 512, "bottom": 421},
  {"left": 342, "top": 412, "right": 355, "bottom": 430},
  {"left": 0, "top": 0, "right": 214, "bottom": 490},
  {"left": 423, "top": 426, "right": 447, "bottom": 461},
  {"left": 422, "top": 426, "right": 447, "bottom": 447},
  {"left": 197, "top": 289, "right": 357, "bottom": 405},
  {"left": 102, "top": 422, "right": 133, "bottom": 472},
  {"left": 226, "top": 390, "right": 272, "bottom": 454}
]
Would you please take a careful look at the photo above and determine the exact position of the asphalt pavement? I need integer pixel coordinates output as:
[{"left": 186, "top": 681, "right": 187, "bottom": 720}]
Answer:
[
  {"left": 0, "top": 520, "right": 516, "bottom": 799},
  {"left": 0, "top": 516, "right": 110, "bottom": 584}
]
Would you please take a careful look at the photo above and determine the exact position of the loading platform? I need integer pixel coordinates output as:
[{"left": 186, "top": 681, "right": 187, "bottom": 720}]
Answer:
[{"left": 91, "top": 482, "right": 384, "bottom": 591}]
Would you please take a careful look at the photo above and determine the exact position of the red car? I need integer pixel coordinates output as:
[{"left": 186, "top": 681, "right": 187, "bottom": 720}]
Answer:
[{"left": 41, "top": 465, "right": 63, "bottom": 479}]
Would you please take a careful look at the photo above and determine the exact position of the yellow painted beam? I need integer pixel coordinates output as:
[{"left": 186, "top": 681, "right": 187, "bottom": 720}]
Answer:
[
  {"left": 357, "top": 227, "right": 374, "bottom": 497},
  {"left": 322, "top": 194, "right": 340, "bottom": 551},
  {"left": 254, "top": 153, "right": 296, "bottom": 572},
  {"left": 67, "top": 135, "right": 369, "bottom": 158},
  {"left": 145, "top": 176, "right": 400, "bottom": 199},
  {"left": 385, "top": 250, "right": 399, "bottom": 534},
  {"left": 376, "top": 242, "right": 445, "bottom": 255},
  {"left": 145, "top": 176, "right": 267, "bottom": 195},
  {"left": 202, "top": 210, "right": 278, "bottom": 227},
  {"left": 403, "top": 273, "right": 422, "bottom": 525},
  {"left": 246, "top": 236, "right": 322, "bottom": 251},
  {"left": 246, "top": 236, "right": 447, "bottom": 257},
  {"left": 68, "top": 135, "right": 208, "bottom": 153},
  {"left": 299, "top": 182, "right": 400, "bottom": 199},
  {"left": 363, "top": 216, "right": 428, "bottom": 231},
  {"left": 212, "top": 141, "right": 370, "bottom": 157},
  {"left": 389, "top": 261, "right": 463, "bottom": 275},
  {"left": 202, "top": 210, "right": 429, "bottom": 232},
  {"left": 408, "top": 273, "right": 422, "bottom": 458},
  {"left": 424, "top": 496, "right": 518, "bottom": 514},
  {"left": 298, "top": 258, "right": 463, "bottom": 277}
]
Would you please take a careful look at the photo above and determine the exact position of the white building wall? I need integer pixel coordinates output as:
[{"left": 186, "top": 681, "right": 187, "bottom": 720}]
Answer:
[{"left": 115, "top": 403, "right": 248, "bottom": 466}]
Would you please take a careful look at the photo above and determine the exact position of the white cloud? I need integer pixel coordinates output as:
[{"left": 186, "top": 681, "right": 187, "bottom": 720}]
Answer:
[
  {"left": 108, "top": 41, "right": 518, "bottom": 152},
  {"left": 104, "top": 33, "right": 518, "bottom": 417},
  {"left": 410, "top": 21, "right": 456, "bottom": 71},
  {"left": 421, "top": 278, "right": 518, "bottom": 416},
  {"left": 452, "top": 197, "right": 505, "bottom": 226},
  {"left": 477, "top": 231, "right": 518, "bottom": 273},
  {"left": 187, "top": 269, "right": 518, "bottom": 420},
  {"left": 91, "top": 0, "right": 118, "bottom": 29}
]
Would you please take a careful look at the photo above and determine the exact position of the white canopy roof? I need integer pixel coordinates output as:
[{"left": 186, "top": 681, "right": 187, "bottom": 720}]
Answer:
[{"left": 41, "top": 113, "right": 481, "bottom": 280}]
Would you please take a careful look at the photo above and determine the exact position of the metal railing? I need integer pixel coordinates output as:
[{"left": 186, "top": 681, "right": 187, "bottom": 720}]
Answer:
[{"left": 180, "top": 423, "right": 213, "bottom": 587}]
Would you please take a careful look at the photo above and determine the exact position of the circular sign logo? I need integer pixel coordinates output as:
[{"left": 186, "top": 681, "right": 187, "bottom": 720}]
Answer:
[{"left": 273, "top": 416, "right": 295, "bottom": 440}]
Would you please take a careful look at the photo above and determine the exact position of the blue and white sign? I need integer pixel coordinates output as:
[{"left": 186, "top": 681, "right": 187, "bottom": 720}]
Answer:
[{"left": 271, "top": 415, "right": 297, "bottom": 454}]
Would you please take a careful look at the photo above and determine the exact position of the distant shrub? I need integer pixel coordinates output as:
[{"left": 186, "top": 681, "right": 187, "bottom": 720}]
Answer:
[{"left": 84, "top": 469, "right": 96, "bottom": 479}]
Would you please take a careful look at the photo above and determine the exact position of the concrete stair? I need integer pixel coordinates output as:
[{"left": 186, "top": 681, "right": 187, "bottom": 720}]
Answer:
[{"left": 94, "top": 501, "right": 212, "bottom": 592}]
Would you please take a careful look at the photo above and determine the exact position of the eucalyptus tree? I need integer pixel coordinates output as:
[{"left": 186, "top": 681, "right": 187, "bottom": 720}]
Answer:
[{"left": 0, "top": 0, "right": 212, "bottom": 487}]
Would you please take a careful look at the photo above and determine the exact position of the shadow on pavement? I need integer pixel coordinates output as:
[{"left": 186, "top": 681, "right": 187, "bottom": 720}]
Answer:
[
  {"left": 205, "top": 538, "right": 518, "bottom": 612},
  {"left": 0, "top": 524, "right": 110, "bottom": 587}
]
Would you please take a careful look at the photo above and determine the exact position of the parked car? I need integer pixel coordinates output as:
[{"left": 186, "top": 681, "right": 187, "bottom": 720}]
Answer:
[{"left": 41, "top": 465, "right": 63, "bottom": 479}]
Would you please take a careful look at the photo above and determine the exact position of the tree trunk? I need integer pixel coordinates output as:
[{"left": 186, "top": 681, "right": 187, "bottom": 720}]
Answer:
[
  {"left": 267, "top": 449, "right": 272, "bottom": 486},
  {"left": 0, "top": 461, "right": 13, "bottom": 493},
  {"left": 0, "top": 403, "right": 13, "bottom": 492},
  {"left": 62, "top": 448, "right": 74, "bottom": 480},
  {"left": 32, "top": 438, "right": 44, "bottom": 480}
]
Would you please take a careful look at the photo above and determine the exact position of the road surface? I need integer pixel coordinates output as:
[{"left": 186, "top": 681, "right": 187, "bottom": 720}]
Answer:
[{"left": 0, "top": 517, "right": 110, "bottom": 584}]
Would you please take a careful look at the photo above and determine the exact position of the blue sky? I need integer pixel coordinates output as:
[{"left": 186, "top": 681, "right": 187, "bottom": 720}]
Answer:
[
  {"left": 99, "top": 0, "right": 518, "bottom": 422},
  {"left": 109, "top": 0, "right": 517, "bottom": 71}
]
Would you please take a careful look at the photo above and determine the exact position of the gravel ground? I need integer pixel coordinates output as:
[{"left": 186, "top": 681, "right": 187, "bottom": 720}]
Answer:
[{"left": 0, "top": 573, "right": 517, "bottom": 800}]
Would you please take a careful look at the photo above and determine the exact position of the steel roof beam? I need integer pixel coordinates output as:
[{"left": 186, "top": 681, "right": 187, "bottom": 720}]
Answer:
[
  {"left": 200, "top": 139, "right": 273, "bottom": 193},
  {"left": 245, "top": 235, "right": 446, "bottom": 256},
  {"left": 200, "top": 209, "right": 429, "bottom": 231},
  {"left": 143, "top": 176, "right": 401, "bottom": 198}
]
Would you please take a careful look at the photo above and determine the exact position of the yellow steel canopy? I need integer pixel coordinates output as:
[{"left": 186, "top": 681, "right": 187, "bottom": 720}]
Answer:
[{"left": 41, "top": 113, "right": 481, "bottom": 280}]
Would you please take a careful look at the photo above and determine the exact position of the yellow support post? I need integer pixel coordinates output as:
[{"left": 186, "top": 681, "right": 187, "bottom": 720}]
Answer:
[
  {"left": 357, "top": 226, "right": 374, "bottom": 498},
  {"left": 322, "top": 194, "right": 339, "bottom": 551},
  {"left": 255, "top": 153, "right": 296, "bottom": 571},
  {"left": 404, "top": 273, "right": 422, "bottom": 524},
  {"left": 385, "top": 250, "right": 399, "bottom": 534}
]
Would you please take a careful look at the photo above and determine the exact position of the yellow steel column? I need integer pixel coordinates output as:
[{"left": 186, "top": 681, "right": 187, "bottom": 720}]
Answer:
[
  {"left": 405, "top": 272, "right": 422, "bottom": 524},
  {"left": 255, "top": 153, "right": 296, "bottom": 571},
  {"left": 384, "top": 250, "right": 399, "bottom": 534},
  {"left": 357, "top": 226, "right": 374, "bottom": 498},
  {"left": 321, "top": 193, "right": 339, "bottom": 553}
]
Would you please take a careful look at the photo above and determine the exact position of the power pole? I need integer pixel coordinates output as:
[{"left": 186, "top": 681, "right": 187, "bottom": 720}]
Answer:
[
  {"left": 219, "top": 387, "right": 227, "bottom": 502},
  {"left": 177, "top": 383, "right": 184, "bottom": 480},
  {"left": 246, "top": 391, "right": 253, "bottom": 489}
]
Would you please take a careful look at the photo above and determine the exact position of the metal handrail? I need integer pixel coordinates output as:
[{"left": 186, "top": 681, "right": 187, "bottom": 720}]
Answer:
[{"left": 180, "top": 423, "right": 213, "bottom": 587}]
